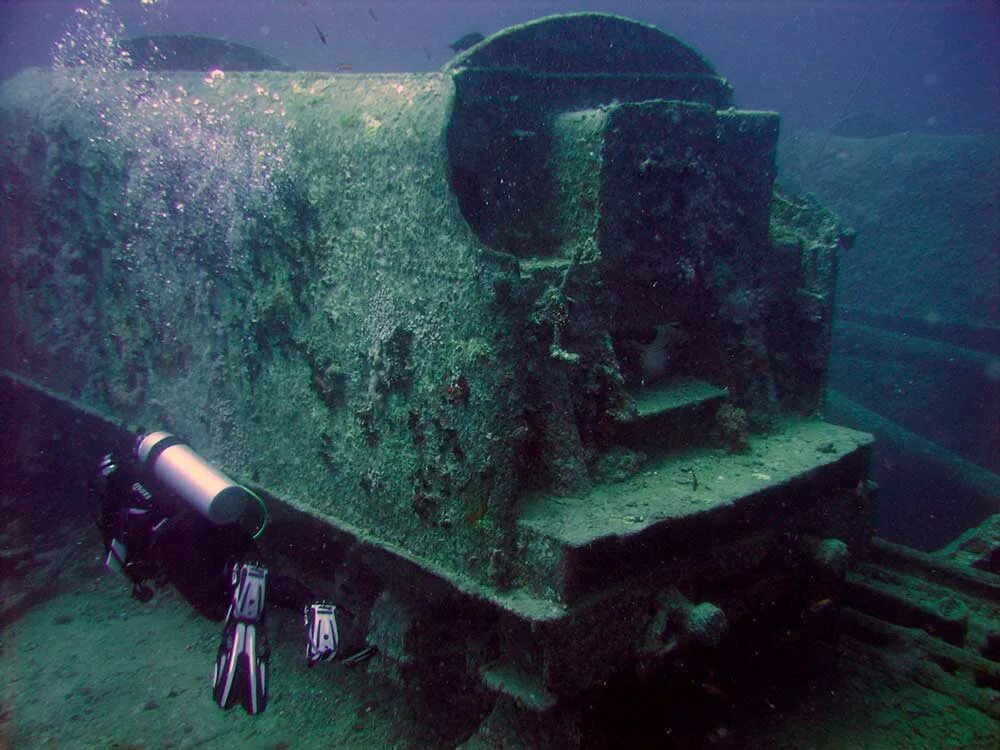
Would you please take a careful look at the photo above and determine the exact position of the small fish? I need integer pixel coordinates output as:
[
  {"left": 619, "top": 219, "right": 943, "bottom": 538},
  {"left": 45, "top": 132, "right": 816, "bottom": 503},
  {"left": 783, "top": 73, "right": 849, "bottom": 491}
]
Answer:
[
  {"left": 640, "top": 322, "right": 686, "bottom": 387},
  {"left": 368, "top": 8, "right": 378, "bottom": 22},
  {"left": 313, "top": 21, "right": 327, "bottom": 45},
  {"left": 449, "top": 32, "right": 485, "bottom": 53},
  {"left": 808, "top": 597, "right": 834, "bottom": 614},
  {"left": 335, "top": 62, "right": 354, "bottom": 72}
]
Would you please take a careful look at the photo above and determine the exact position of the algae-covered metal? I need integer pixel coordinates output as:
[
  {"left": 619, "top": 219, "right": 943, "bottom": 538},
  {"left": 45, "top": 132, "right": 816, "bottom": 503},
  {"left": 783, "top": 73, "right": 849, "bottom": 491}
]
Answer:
[{"left": 0, "top": 13, "right": 871, "bottom": 740}]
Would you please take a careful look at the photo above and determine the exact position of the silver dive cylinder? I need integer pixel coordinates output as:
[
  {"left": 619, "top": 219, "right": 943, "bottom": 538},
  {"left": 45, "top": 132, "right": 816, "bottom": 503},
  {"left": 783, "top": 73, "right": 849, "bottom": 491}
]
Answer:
[{"left": 135, "top": 431, "right": 248, "bottom": 525}]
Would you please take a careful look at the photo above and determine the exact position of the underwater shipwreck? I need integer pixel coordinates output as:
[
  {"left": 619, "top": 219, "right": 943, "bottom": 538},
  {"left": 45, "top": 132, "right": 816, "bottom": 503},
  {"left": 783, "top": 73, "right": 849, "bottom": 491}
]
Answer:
[{"left": 2, "top": 13, "right": 997, "bottom": 745}]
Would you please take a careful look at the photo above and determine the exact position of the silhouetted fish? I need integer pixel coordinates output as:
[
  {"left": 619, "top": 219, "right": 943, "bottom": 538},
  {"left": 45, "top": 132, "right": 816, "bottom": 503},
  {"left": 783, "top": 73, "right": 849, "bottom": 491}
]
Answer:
[
  {"left": 640, "top": 323, "right": 688, "bottom": 387},
  {"left": 369, "top": 8, "right": 379, "bottom": 22},
  {"left": 313, "top": 21, "right": 328, "bottom": 45},
  {"left": 449, "top": 32, "right": 485, "bottom": 53}
]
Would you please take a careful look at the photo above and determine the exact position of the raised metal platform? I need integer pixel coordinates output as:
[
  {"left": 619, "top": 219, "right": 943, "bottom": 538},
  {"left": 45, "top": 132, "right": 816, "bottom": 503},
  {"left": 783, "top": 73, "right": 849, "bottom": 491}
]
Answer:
[{"left": 518, "top": 418, "right": 872, "bottom": 605}]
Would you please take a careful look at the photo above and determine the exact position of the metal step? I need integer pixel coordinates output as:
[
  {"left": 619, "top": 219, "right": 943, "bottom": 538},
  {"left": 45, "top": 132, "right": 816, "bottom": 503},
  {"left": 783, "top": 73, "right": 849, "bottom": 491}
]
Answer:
[
  {"left": 517, "top": 418, "right": 873, "bottom": 605},
  {"left": 614, "top": 377, "right": 728, "bottom": 454}
]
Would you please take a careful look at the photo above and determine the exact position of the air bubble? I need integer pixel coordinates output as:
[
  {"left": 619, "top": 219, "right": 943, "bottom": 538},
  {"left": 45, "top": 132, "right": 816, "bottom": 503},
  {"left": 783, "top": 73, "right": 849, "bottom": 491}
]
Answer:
[{"left": 51, "top": 0, "right": 291, "bottom": 319}]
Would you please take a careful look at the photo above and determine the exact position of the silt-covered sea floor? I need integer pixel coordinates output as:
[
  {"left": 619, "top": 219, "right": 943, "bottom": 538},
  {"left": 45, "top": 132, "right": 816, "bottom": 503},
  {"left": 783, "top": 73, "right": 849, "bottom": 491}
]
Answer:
[{"left": 1, "top": 482, "right": 996, "bottom": 749}]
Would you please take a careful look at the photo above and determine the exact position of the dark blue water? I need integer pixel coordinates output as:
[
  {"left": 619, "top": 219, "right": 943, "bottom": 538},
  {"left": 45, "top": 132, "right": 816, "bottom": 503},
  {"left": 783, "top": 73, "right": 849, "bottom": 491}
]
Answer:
[{"left": 2, "top": 1, "right": 998, "bottom": 135}]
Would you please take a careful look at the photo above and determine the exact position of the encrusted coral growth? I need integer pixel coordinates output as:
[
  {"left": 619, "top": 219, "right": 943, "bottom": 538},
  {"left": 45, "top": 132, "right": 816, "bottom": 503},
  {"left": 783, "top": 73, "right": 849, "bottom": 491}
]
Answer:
[{"left": 713, "top": 402, "right": 750, "bottom": 453}]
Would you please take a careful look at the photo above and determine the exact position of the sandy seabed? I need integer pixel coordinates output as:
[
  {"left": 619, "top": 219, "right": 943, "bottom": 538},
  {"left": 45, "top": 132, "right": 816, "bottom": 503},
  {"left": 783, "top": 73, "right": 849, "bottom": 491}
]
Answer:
[{"left": 1, "top": 486, "right": 996, "bottom": 750}]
